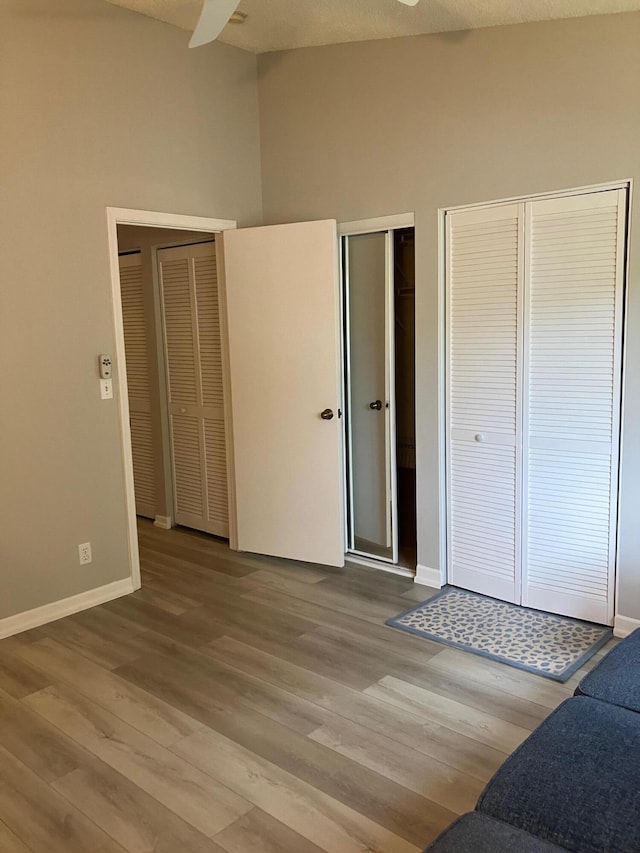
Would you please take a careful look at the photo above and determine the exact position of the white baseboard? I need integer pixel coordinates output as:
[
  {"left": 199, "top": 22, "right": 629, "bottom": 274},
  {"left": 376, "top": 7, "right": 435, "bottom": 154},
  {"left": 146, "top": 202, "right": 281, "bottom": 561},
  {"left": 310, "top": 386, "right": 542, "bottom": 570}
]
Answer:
[
  {"left": 0, "top": 577, "right": 135, "bottom": 640},
  {"left": 613, "top": 614, "right": 640, "bottom": 638},
  {"left": 154, "top": 515, "right": 172, "bottom": 530},
  {"left": 415, "top": 564, "right": 443, "bottom": 589}
]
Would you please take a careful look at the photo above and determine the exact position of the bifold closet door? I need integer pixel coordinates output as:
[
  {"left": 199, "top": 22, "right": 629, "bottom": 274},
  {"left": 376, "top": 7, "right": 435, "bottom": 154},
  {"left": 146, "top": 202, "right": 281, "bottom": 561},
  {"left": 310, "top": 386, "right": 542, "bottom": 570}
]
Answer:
[
  {"left": 446, "top": 203, "right": 523, "bottom": 603},
  {"left": 158, "top": 241, "right": 229, "bottom": 538},
  {"left": 522, "top": 189, "right": 626, "bottom": 624},
  {"left": 119, "top": 252, "right": 156, "bottom": 519}
]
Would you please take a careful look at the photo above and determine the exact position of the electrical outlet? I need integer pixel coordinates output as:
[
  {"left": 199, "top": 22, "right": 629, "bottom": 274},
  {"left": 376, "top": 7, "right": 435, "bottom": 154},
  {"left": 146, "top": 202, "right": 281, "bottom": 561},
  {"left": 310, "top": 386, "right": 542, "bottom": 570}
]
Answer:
[{"left": 78, "top": 542, "right": 92, "bottom": 565}]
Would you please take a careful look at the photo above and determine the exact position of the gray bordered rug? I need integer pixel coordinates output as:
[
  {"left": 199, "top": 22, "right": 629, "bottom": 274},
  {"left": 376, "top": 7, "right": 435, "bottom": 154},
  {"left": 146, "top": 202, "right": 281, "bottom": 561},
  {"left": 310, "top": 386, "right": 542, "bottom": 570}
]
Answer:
[{"left": 386, "top": 586, "right": 612, "bottom": 682}]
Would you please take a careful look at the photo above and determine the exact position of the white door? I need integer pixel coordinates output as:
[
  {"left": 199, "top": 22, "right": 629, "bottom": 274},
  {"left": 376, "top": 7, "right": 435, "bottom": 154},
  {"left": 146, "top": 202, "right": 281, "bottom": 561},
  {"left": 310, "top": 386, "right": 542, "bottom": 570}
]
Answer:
[
  {"left": 344, "top": 231, "right": 397, "bottom": 562},
  {"left": 220, "top": 220, "right": 345, "bottom": 567},
  {"left": 119, "top": 252, "right": 156, "bottom": 519},
  {"left": 446, "top": 203, "right": 524, "bottom": 603},
  {"left": 522, "top": 189, "right": 626, "bottom": 624},
  {"left": 158, "top": 241, "right": 229, "bottom": 538},
  {"left": 446, "top": 187, "right": 626, "bottom": 625}
]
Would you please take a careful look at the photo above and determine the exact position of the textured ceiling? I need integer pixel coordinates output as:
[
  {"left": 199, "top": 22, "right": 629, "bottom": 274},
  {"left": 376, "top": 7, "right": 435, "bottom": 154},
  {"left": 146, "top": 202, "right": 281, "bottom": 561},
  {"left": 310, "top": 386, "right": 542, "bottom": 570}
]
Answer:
[{"left": 103, "top": 0, "right": 640, "bottom": 53}]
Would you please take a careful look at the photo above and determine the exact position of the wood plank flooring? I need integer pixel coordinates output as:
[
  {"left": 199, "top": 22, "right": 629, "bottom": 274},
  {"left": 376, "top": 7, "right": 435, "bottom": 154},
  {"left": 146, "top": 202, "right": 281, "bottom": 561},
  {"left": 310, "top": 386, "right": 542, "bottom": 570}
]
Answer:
[{"left": 0, "top": 519, "right": 614, "bottom": 852}]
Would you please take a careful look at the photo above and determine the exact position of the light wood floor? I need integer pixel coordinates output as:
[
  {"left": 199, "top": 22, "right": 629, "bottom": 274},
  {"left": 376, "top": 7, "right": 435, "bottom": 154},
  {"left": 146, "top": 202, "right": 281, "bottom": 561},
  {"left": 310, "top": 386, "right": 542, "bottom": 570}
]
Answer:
[{"left": 0, "top": 520, "right": 613, "bottom": 853}]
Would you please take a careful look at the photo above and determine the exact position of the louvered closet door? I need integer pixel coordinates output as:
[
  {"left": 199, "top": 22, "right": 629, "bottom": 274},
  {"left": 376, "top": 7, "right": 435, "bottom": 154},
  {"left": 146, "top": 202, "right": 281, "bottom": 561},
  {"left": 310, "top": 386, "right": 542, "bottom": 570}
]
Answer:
[
  {"left": 522, "top": 189, "right": 626, "bottom": 624},
  {"left": 119, "top": 252, "right": 156, "bottom": 519},
  {"left": 158, "top": 241, "right": 229, "bottom": 538},
  {"left": 446, "top": 203, "right": 524, "bottom": 602}
]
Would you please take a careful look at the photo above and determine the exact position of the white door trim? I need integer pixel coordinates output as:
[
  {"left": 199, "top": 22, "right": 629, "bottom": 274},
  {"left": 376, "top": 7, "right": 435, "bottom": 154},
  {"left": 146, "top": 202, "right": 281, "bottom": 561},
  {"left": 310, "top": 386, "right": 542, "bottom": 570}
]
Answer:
[
  {"left": 438, "top": 180, "right": 632, "bottom": 621},
  {"left": 339, "top": 216, "right": 413, "bottom": 571},
  {"left": 443, "top": 180, "right": 631, "bottom": 214},
  {"left": 385, "top": 230, "right": 399, "bottom": 563},
  {"left": 106, "top": 207, "right": 237, "bottom": 592},
  {"left": 613, "top": 179, "right": 634, "bottom": 629},
  {"left": 338, "top": 213, "right": 414, "bottom": 236}
]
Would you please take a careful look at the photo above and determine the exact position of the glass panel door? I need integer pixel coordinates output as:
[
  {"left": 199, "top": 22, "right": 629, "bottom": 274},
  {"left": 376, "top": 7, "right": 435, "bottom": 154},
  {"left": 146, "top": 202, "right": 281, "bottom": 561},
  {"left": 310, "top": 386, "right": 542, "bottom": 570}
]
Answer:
[{"left": 344, "top": 231, "right": 397, "bottom": 563}]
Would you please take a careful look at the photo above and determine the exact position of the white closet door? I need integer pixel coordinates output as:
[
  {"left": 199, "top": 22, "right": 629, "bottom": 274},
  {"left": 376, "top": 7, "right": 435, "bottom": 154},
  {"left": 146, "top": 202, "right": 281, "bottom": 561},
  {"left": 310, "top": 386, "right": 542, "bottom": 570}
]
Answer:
[
  {"left": 522, "top": 189, "right": 626, "bottom": 624},
  {"left": 446, "top": 203, "right": 523, "bottom": 603},
  {"left": 220, "top": 220, "right": 345, "bottom": 567},
  {"left": 158, "top": 241, "right": 229, "bottom": 538},
  {"left": 119, "top": 252, "right": 156, "bottom": 519}
]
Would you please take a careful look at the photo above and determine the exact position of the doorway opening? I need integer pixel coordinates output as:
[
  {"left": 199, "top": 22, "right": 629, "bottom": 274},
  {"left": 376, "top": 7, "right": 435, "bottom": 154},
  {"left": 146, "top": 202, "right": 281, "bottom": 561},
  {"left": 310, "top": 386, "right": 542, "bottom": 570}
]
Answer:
[
  {"left": 110, "top": 209, "right": 416, "bottom": 591},
  {"left": 342, "top": 224, "right": 416, "bottom": 574},
  {"left": 106, "top": 208, "right": 236, "bottom": 590},
  {"left": 116, "top": 224, "right": 233, "bottom": 539},
  {"left": 394, "top": 228, "right": 417, "bottom": 570}
]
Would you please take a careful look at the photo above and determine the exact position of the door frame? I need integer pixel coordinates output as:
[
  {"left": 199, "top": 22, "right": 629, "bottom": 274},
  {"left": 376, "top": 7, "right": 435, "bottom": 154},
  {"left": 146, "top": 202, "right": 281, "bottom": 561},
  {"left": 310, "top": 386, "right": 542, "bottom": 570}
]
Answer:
[
  {"left": 106, "top": 207, "right": 236, "bottom": 591},
  {"left": 438, "top": 179, "right": 632, "bottom": 620},
  {"left": 338, "top": 213, "right": 414, "bottom": 573}
]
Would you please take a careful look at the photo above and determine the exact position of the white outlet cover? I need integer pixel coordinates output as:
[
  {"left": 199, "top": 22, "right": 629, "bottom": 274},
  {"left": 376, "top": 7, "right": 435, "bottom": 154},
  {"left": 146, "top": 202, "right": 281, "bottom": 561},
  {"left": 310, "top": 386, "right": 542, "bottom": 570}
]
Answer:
[
  {"left": 100, "top": 379, "right": 113, "bottom": 400},
  {"left": 78, "top": 542, "right": 92, "bottom": 565}
]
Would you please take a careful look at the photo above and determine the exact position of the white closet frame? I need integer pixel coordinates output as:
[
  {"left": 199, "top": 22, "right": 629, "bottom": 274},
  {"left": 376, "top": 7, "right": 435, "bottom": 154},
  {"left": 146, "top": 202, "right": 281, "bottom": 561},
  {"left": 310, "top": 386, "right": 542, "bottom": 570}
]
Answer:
[
  {"left": 438, "top": 180, "right": 632, "bottom": 621},
  {"left": 343, "top": 230, "right": 397, "bottom": 564},
  {"left": 338, "top": 213, "right": 415, "bottom": 577}
]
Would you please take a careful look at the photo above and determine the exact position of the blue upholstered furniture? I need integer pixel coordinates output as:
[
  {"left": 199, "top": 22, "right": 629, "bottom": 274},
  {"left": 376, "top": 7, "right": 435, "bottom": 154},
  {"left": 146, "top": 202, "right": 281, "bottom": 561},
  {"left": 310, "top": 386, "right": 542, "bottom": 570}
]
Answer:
[
  {"left": 575, "top": 627, "right": 640, "bottom": 712},
  {"left": 424, "top": 813, "right": 567, "bottom": 852},
  {"left": 425, "top": 629, "right": 640, "bottom": 853}
]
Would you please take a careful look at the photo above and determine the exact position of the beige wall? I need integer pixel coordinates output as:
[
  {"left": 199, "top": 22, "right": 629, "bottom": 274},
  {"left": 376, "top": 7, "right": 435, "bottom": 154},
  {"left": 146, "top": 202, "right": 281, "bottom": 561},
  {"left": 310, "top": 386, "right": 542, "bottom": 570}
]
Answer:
[
  {"left": 0, "top": 0, "right": 262, "bottom": 619},
  {"left": 257, "top": 12, "right": 640, "bottom": 618},
  {"left": 116, "top": 226, "right": 214, "bottom": 521}
]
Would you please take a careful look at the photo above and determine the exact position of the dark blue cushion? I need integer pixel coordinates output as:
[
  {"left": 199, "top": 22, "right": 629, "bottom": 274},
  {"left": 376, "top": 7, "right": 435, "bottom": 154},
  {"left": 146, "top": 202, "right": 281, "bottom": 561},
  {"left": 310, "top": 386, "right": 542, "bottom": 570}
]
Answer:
[
  {"left": 424, "top": 812, "right": 568, "bottom": 852},
  {"left": 477, "top": 696, "right": 640, "bottom": 853},
  {"left": 575, "top": 630, "right": 640, "bottom": 712}
]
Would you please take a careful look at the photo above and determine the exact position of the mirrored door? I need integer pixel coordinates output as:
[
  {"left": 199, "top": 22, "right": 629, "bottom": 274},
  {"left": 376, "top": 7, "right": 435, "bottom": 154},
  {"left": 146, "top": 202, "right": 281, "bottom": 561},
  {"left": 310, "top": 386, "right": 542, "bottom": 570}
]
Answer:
[{"left": 344, "top": 231, "right": 398, "bottom": 563}]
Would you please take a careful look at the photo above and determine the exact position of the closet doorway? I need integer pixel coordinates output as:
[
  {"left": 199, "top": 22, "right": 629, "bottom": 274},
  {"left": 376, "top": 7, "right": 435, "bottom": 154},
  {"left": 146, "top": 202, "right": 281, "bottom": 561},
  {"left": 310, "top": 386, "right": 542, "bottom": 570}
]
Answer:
[{"left": 342, "top": 223, "right": 416, "bottom": 573}]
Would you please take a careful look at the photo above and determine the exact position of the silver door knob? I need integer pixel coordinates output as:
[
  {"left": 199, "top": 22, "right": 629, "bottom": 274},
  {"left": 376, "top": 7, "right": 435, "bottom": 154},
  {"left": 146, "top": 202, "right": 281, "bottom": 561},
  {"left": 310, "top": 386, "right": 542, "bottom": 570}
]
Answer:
[{"left": 475, "top": 433, "right": 485, "bottom": 442}]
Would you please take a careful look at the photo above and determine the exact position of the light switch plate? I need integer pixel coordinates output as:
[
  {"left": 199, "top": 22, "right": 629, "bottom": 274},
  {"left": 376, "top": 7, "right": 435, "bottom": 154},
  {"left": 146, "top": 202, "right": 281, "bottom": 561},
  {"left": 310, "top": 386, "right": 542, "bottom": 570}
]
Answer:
[{"left": 100, "top": 379, "right": 113, "bottom": 400}]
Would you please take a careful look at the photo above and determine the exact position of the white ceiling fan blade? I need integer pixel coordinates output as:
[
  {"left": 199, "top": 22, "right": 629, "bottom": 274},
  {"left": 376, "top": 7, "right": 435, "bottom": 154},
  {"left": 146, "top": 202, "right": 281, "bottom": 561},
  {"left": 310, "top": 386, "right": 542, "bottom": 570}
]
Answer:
[
  {"left": 397, "top": 0, "right": 420, "bottom": 5},
  {"left": 189, "top": 0, "right": 241, "bottom": 48}
]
